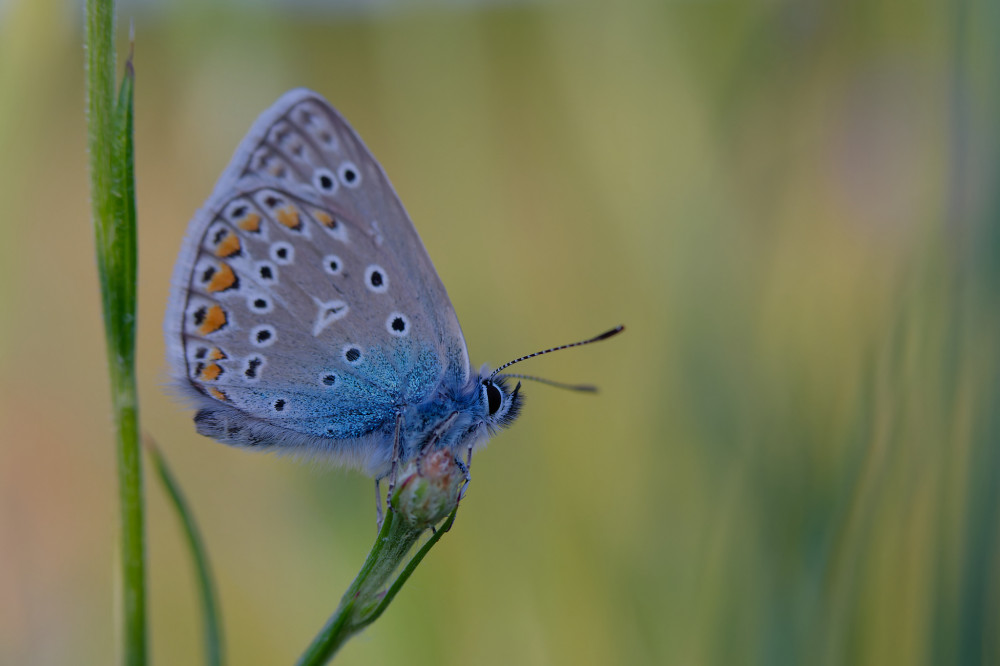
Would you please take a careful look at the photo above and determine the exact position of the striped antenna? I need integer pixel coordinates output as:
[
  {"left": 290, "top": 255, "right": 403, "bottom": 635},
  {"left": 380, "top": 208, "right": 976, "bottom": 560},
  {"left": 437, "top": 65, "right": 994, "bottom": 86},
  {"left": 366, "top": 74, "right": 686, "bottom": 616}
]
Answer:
[
  {"left": 496, "top": 373, "right": 598, "bottom": 393},
  {"left": 490, "top": 325, "right": 624, "bottom": 380}
]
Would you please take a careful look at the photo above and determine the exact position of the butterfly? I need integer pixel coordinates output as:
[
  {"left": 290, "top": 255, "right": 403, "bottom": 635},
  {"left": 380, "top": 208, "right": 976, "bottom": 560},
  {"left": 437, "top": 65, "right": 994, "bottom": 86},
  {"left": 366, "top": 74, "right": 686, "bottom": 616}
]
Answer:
[{"left": 164, "top": 89, "right": 622, "bottom": 517}]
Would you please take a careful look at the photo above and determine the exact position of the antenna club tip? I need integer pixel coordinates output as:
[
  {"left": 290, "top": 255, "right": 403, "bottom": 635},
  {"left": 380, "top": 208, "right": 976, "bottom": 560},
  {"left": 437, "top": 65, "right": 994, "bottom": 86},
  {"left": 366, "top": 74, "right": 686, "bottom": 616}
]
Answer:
[{"left": 595, "top": 325, "right": 625, "bottom": 341}]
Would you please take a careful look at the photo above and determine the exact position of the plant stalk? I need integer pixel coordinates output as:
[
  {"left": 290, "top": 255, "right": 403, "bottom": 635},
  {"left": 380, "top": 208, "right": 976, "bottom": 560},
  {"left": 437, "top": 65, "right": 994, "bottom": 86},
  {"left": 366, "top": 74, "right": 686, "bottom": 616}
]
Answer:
[
  {"left": 296, "top": 452, "right": 462, "bottom": 665},
  {"left": 85, "top": 1, "right": 145, "bottom": 662}
]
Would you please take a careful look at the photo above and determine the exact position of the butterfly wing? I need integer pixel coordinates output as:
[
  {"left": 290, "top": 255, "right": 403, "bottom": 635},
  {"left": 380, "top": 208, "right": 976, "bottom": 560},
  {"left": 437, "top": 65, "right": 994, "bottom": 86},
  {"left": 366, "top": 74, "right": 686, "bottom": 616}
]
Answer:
[{"left": 164, "top": 89, "right": 470, "bottom": 473}]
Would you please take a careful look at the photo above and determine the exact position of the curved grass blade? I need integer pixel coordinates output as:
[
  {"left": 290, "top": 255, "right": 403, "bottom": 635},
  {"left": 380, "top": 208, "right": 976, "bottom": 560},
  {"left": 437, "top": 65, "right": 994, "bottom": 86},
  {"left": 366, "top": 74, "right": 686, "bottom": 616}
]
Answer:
[{"left": 146, "top": 437, "right": 224, "bottom": 666}]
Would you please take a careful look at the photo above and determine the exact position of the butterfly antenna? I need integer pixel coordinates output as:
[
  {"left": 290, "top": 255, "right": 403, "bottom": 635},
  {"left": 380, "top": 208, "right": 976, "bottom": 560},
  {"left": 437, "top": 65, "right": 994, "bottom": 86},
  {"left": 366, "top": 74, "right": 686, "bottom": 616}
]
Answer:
[
  {"left": 496, "top": 373, "right": 598, "bottom": 393},
  {"left": 490, "top": 325, "right": 625, "bottom": 380}
]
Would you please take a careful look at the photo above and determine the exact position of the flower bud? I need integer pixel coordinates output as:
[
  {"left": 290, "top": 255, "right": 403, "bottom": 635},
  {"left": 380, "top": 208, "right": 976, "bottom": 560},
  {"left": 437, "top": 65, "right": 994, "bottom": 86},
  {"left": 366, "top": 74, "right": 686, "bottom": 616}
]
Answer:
[{"left": 392, "top": 449, "right": 464, "bottom": 529}]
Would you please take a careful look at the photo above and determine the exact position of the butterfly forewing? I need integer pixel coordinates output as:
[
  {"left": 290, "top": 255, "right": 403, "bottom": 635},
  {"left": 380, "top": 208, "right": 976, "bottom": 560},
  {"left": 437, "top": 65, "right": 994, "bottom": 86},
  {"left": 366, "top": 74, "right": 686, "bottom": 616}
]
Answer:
[
  {"left": 236, "top": 91, "right": 469, "bottom": 376},
  {"left": 165, "top": 90, "right": 470, "bottom": 456}
]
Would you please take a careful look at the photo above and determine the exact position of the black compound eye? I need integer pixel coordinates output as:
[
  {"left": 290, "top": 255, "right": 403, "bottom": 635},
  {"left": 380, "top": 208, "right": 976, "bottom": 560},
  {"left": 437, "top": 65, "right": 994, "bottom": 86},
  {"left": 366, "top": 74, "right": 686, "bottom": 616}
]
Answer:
[{"left": 485, "top": 382, "right": 503, "bottom": 416}]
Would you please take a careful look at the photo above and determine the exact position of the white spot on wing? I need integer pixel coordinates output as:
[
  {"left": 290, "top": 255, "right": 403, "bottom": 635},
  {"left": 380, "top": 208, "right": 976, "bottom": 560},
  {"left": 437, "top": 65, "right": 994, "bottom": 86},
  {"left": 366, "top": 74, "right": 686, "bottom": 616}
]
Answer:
[
  {"left": 386, "top": 312, "right": 410, "bottom": 337},
  {"left": 250, "top": 147, "right": 270, "bottom": 172},
  {"left": 242, "top": 355, "right": 266, "bottom": 382},
  {"left": 250, "top": 324, "right": 276, "bottom": 347},
  {"left": 364, "top": 264, "right": 389, "bottom": 293},
  {"left": 255, "top": 260, "right": 278, "bottom": 284},
  {"left": 270, "top": 241, "right": 294, "bottom": 265},
  {"left": 313, "top": 168, "right": 338, "bottom": 195},
  {"left": 295, "top": 101, "right": 339, "bottom": 150},
  {"left": 322, "top": 254, "right": 343, "bottom": 276},
  {"left": 369, "top": 219, "right": 384, "bottom": 246},
  {"left": 341, "top": 344, "right": 364, "bottom": 365},
  {"left": 312, "top": 298, "right": 349, "bottom": 337},
  {"left": 338, "top": 161, "right": 361, "bottom": 188},
  {"left": 246, "top": 293, "right": 274, "bottom": 314}
]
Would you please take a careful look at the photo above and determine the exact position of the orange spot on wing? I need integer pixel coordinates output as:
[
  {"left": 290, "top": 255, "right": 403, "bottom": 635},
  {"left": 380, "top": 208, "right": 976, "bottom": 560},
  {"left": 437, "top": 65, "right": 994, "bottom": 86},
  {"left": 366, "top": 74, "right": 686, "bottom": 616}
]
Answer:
[
  {"left": 314, "top": 210, "right": 335, "bottom": 228},
  {"left": 198, "top": 305, "right": 227, "bottom": 335},
  {"left": 209, "top": 388, "right": 228, "bottom": 402},
  {"left": 208, "top": 347, "right": 227, "bottom": 361},
  {"left": 276, "top": 206, "right": 301, "bottom": 230},
  {"left": 214, "top": 232, "right": 241, "bottom": 257},
  {"left": 206, "top": 263, "right": 238, "bottom": 293},
  {"left": 237, "top": 213, "right": 261, "bottom": 232},
  {"left": 199, "top": 363, "right": 223, "bottom": 381}
]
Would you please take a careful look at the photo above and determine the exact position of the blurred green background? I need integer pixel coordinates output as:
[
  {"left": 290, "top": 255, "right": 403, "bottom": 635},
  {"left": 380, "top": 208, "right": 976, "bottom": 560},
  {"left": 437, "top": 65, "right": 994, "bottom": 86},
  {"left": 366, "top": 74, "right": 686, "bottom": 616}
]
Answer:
[{"left": 3, "top": 0, "right": 1000, "bottom": 664}]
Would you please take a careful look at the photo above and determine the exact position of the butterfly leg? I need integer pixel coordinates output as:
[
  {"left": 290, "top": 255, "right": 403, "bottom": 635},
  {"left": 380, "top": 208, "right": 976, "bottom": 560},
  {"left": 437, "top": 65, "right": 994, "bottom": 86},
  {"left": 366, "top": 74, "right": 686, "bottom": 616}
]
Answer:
[
  {"left": 374, "top": 477, "right": 384, "bottom": 531},
  {"left": 422, "top": 412, "right": 460, "bottom": 452},
  {"left": 454, "top": 455, "right": 470, "bottom": 503},
  {"left": 384, "top": 412, "right": 405, "bottom": 512},
  {"left": 458, "top": 444, "right": 473, "bottom": 500},
  {"left": 414, "top": 411, "right": 460, "bottom": 472}
]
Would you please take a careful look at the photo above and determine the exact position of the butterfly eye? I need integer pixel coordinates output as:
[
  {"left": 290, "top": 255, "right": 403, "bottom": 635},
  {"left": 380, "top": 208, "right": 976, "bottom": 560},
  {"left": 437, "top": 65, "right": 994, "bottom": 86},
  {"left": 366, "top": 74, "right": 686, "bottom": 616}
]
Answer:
[{"left": 483, "top": 381, "right": 503, "bottom": 416}]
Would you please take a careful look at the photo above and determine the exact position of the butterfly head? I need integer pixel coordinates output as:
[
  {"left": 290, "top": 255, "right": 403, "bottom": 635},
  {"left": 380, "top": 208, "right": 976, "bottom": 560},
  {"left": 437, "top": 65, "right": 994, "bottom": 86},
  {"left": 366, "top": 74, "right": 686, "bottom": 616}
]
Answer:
[
  {"left": 470, "top": 325, "right": 626, "bottom": 434},
  {"left": 479, "top": 374, "right": 522, "bottom": 430}
]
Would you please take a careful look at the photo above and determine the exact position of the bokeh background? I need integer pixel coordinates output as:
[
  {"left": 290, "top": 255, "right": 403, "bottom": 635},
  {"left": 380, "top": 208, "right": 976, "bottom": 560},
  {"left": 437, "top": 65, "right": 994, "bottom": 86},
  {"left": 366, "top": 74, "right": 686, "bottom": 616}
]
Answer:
[{"left": 3, "top": 0, "right": 1000, "bottom": 664}]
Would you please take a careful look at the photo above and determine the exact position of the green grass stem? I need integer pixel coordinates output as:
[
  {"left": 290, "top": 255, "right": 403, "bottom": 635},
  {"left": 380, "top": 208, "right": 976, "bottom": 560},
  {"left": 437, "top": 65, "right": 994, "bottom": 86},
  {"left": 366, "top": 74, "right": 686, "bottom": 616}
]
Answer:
[
  {"left": 85, "top": 1, "right": 145, "bottom": 663},
  {"left": 295, "top": 506, "right": 459, "bottom": 665}
]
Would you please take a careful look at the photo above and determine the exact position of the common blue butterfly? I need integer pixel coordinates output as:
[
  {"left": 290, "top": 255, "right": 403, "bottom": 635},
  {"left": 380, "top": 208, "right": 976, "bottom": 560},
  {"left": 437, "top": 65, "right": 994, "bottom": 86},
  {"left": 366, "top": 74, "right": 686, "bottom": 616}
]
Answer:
[{"left": 164, "top": 89, "right": 621, "bottom": 514}]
